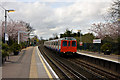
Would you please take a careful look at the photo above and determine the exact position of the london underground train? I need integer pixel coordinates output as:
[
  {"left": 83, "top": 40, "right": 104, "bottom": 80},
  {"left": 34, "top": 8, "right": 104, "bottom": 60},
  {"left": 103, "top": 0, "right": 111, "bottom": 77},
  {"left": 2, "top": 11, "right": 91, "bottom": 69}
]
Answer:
[{"left": 44, "top": 37, "right": 77, "bottom": 54}]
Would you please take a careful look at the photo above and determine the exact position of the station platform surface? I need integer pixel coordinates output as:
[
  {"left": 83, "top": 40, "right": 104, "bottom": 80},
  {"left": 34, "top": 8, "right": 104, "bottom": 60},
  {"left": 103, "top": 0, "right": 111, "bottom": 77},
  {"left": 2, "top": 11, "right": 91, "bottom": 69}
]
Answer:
[
  {"left": 2, "top": 46, "right": 59, "bottom": 79},
  {"left": 29, "top": 46, "right": 59, "bottom": 79},
  {"left": 77, "top": 50, "right": 120, "bottom": 64}
]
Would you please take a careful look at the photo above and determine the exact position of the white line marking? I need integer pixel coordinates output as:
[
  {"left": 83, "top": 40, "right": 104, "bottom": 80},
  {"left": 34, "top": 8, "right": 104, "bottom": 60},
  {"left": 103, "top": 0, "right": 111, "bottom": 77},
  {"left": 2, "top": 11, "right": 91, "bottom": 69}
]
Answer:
[
  {"left": 77, "top": 52, "right": 120, "bottom": 64},
  {"left": 37, "top": 46, "right": 59, "bottom": 79}
]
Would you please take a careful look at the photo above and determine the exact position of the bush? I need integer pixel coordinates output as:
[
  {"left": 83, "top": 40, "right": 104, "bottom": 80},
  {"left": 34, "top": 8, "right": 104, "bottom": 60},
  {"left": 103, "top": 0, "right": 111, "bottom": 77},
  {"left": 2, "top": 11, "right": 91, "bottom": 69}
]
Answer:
[
  {"left": 2, "top": 43, "right": 10, "bottom": 63},
  {"left": 2, "top": 43, "right": 9, "bottom": 58},
  {"left": 2, "top": 50, "right": 9, "bottom": 58},
  {"left": 11, "top": 43, "right": 21, "bottom": 55},
  {"left": 20, "top": 42, "right": 26, "bottom": 49},
  {"left": 101, "top": 43, "right": 112, "bottom": 55}
]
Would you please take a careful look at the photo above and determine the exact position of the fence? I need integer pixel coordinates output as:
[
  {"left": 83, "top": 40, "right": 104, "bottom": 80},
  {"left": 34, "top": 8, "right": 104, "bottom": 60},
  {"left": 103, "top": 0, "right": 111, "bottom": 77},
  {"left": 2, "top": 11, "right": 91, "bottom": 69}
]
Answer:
[{"left": 77, "top": 42, "right": 119, "bottom": 54}]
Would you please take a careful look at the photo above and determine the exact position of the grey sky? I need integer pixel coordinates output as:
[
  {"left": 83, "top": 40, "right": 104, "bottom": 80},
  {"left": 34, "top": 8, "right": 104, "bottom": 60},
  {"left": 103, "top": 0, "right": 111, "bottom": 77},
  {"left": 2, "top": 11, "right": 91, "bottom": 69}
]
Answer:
[{"left": 0, "top": 0, "right": 113, "bottom": 39}]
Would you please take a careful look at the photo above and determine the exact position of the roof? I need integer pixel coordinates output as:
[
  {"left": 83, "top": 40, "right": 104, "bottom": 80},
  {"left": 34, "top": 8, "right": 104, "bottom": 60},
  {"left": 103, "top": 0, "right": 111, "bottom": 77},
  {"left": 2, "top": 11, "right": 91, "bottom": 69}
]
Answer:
[{"left": 45, "top": 37, "right": 76, "bottom": 42}]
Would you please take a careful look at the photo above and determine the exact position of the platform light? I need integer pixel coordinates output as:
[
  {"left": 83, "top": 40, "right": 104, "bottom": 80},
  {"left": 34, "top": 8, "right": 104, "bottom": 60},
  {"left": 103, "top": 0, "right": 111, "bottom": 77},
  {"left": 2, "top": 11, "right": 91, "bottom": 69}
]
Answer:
[
  {"left": 4, "top": 9, "right": 15, "bottom": 44},
  {"left": 118, "top": 18, "right": 120, "bottom": 21},
  {"left": 7, "top": 10, "right": 15, "bottom": 13}
]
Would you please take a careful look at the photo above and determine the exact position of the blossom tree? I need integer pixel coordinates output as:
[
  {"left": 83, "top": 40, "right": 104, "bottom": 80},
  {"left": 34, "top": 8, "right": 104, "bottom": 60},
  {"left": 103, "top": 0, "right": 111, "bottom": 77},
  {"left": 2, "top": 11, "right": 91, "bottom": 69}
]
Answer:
[
  {"left": 90, "top": 22, "right": 119, "bottom": 40},
  {"left": 90, "top": 0, "right": 120, "bottom": 42},
  {"left": 0, "top": 20, "right": 34, "bottom": 43}
]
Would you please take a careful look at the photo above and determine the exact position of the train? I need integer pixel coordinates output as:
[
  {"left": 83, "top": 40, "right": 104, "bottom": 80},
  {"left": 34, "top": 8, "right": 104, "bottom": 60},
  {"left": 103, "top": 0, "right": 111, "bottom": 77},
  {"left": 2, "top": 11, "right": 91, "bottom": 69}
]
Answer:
[{"left": 44, "top": 37, "right": 77, "bottom": 54}]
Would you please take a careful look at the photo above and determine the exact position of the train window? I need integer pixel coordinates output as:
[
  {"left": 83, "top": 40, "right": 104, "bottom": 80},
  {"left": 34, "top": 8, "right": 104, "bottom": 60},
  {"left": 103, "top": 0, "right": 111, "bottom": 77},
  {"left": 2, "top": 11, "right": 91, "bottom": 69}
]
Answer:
[
  {"left": 58, "top": 41, "right": 60, "bottom": 46},
  {"left": 56, "top": 42, "right": 58, "bottom": 46},
  {"left": 68, "top": 41, "right": 70, "bottom": 46},
  {"left": 58, "top": 42, "right": 59, "bottom": 45},
  {"left": 72, "top": 41, "right": 76, "bottom": 47},
  {"left": 63, "top": 41, "right": 67, "bottom": 46}
]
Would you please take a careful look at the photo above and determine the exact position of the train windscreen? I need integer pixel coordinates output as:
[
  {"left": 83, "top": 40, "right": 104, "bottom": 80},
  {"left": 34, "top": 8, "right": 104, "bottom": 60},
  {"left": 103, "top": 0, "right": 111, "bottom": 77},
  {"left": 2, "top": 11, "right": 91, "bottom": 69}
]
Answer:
[
  {"left": 68, "top": 41, "right": 70, "bottom": 46},
  {"left": 72, "top": 41, "right": 76, "bottom": 47},
  {"left": 63, "top": 41, "right": 67, "bottom": 46}
]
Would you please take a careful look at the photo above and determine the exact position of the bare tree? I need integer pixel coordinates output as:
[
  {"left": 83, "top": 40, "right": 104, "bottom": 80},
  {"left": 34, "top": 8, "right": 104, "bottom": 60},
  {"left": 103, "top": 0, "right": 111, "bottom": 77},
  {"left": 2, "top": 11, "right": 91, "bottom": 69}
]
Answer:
[
  {"left": 90, "top": 0, "right": 120, "bottom": 41},
  {"left": 53, "top": 33, "right": 58, "bottom": 39},
  {"left": 109, "top": 0, "right": 120, "bottom": 22}
]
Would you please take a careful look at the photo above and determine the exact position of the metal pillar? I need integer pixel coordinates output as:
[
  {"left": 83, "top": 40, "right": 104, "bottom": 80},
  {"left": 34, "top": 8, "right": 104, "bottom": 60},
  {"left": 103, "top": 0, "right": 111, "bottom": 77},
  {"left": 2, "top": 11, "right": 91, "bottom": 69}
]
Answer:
[
  {"left": 78, "top": 30, "right": 81, "bottom": 42},
  {"left": 18, "top": 32, "right": 20, "bottom": 44},
  {"left": 4, "top": 10, "right": 7, "bottom": 44},
  {"left": 18, "top": 31, "right": 30, "bottom": 44}
]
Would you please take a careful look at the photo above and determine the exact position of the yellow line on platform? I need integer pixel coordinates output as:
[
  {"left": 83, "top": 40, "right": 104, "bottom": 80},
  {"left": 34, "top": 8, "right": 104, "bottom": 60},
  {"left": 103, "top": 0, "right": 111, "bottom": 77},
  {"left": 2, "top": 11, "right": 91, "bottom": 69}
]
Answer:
[
  {"left": 37, "top": 48, "right": 53, "bottom": 80},
  {"left": 29, "top": 47, "right": 38, "bottom": 78}
]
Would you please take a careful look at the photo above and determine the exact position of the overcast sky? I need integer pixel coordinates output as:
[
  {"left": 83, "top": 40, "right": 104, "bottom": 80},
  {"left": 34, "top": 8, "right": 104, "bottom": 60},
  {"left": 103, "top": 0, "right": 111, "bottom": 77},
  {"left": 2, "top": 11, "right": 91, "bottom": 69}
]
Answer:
[{"left": 0, "top": 0, "right": 113, "bottom": 39}]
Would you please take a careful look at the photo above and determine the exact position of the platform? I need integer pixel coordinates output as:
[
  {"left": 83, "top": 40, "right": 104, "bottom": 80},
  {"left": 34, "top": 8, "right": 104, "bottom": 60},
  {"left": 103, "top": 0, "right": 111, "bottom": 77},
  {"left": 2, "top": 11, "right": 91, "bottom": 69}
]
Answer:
[
  {"left": 29, "top": 46, "right": 59, "bottom": 79},
  {"left": 77, "top": 50, "right": 120, "bottom": 64}
]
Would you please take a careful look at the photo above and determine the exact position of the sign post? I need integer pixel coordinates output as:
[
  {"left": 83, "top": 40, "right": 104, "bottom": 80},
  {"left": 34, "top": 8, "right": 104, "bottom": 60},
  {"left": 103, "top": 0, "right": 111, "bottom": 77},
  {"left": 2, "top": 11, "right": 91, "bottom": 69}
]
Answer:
[
  {"left": 79, "top": 42, "right": 83, "bottom": 46},
  {"left": 5, "top": 33, "right": 9, "bottom": 41},
  {"left": 93, "top": 39, "right": 101, "bottom": 43},
  {"left": 93, "top": 39, "right": 101, "bottom": 54}
]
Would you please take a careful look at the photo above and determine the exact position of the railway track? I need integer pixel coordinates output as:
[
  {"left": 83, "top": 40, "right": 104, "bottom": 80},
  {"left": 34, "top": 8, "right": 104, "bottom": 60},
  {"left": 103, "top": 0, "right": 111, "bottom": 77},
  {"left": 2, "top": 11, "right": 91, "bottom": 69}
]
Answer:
[
  {"left": 38, "top": 45, "right": 119, "bottom": 80},
  {"left": 39, "top": 46, "right": 88, "bottom": 80},
  {"left": 39, "top": 46, "right": 70, "bottom": 80},
  {"left": 67, "top": 58, "right": 120, "bottom": 80}
]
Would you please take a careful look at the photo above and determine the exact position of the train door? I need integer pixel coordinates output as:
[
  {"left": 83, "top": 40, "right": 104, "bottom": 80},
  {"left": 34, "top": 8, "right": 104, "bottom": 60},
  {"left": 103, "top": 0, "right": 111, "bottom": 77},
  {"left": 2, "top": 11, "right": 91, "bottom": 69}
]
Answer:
[
  {"left": 57, "top": 40, "right": 59, "bottom": 51},
  {"left": 59, "top": 40, "right": 61, "bottom": 52},
  {"left": 61, "top": 40, "right": 68, "bottom": 52},
  {"left": 68, "top": 41, "right": 71, "bottom": 51},
  {"left": 71, "top": 41, "right": 77, "bottom": 52}
]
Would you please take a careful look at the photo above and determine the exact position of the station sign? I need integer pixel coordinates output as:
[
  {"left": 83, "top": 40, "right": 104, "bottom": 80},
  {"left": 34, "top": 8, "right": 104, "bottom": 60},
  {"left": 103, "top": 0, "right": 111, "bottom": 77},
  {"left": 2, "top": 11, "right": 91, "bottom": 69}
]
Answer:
[
  {"left": 93, "top": 39, "right": 101, "bottom": 43},
  {"left": 5, "top": 33, "right": 9, "bottom": 41},
  {"left": 79, "top": 42, "right": 83, "bottom": 46}
]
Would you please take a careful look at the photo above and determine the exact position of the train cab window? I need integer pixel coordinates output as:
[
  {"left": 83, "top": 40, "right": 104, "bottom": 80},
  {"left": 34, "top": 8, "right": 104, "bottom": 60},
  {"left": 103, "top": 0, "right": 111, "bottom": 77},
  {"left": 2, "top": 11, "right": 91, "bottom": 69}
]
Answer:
[
  {"left": 72, "top": 41, "right": 76, "bottom": 47},
  {"left": 68, "top": 41, "right": 70, "bottom": 46},
  {"left": 63, "top": 41, "right": 67, "bottom": 46}
]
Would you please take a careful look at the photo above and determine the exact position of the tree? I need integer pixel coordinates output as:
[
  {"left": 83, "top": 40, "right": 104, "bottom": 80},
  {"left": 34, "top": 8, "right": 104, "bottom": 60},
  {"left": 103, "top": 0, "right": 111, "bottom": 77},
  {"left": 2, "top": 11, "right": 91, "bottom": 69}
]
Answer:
[
  {"left": 64, "top": 28, "right": 72, "bottom": 37},
  {"left": 31, "top": 35, "right": 39, "bottom": 45},
  {"left": 49, "top": 37, "right": 54, "bottom": 40},
  {"left": 82, "top": 33, "right": 95, "bottom": 43},
  {"left": 53, "top": 33, "right": 58, "bottom": 39},
  {"left": 77, "top": 32, "right": 80, "bottom": 37},
  {"left": 73, "top": 33, "right": 77, "bottom": 37},
  {"left": 60, "top": 34, "right": 64, "bottom": 38},
  {"left": 0, "top": 20, "right": 34, "bottom": 43},
  {"left": 60, "top": 29, "right": 73, "bottom": 38},
  {"left": 90, "top": 22, "right": 119, "bottom": 41},
  {"left": 109, "top": 0, "right": 120, "bottom": 22},
  {"left": 40, "top": 37, "right": 43, "bottom": 40}
]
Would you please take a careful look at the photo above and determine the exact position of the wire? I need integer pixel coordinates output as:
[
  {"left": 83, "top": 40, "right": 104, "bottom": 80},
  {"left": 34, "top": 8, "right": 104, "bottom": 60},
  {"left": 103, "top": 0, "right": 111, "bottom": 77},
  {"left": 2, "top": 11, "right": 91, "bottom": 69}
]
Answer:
[
  {"left": 7, "top": 14, "right": 14, "bottom": 22},
  {"left": 0, "top": 4, "right": 14, "bottom": 23},
  {"left": 0, "top": 4, "right": 6, "bottom": 10}
]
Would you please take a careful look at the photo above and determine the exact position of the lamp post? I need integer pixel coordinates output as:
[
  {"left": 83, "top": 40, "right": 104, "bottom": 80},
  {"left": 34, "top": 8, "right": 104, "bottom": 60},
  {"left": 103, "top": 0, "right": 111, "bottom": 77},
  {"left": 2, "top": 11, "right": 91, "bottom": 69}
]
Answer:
[
  {"left": 78, "top": 30, "right": 82, "bottom": 42},
  {"left": 4, "top": 9, "right": 15, "bottom": 44},
  {"left": 78, "top": 30, "right": 82, "bottom": 50},
  {"left": 118, "top": 2, "right": 120, "bottom": 28}
]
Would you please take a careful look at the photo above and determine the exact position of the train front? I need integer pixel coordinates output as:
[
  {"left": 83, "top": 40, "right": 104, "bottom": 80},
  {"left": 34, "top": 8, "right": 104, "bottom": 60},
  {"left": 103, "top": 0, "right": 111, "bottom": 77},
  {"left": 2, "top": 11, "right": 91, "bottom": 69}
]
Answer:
[{"left": 60, "top": 37, "right": 77, "bottom": 54}]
